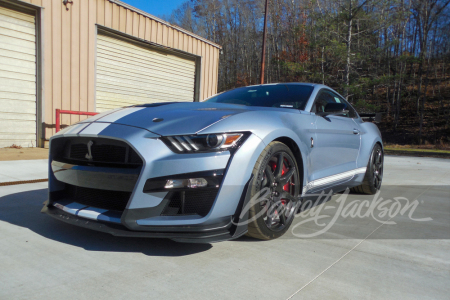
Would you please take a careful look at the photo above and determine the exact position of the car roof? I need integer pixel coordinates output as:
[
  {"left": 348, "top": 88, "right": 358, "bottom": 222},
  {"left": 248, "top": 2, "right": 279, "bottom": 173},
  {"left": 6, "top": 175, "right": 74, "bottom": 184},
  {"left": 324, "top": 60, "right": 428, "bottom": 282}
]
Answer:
[{"left": 245, "top": 82, "right": 329, "bottom": 89}]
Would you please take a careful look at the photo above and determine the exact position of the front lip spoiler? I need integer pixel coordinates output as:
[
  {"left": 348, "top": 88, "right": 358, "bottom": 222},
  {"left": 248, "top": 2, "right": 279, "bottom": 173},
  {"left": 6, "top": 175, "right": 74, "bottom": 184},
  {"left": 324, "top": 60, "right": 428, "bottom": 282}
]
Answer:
[{"left": 41, "top": 201, "right": 236, "bottom": 243}]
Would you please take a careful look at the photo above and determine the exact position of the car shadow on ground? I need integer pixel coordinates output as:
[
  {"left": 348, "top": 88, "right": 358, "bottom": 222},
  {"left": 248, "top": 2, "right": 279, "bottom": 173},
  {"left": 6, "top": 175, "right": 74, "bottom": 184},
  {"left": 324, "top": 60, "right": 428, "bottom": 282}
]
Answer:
[{"left": 0, "top": 188, "right": 212, "bottom": 256}]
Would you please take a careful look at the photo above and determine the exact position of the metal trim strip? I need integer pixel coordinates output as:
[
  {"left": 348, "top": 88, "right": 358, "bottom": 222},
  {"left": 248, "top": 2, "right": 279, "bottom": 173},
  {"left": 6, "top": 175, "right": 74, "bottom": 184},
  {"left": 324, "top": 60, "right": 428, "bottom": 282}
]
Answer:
[{"left": 303, "top": 167, "right": 367, "bottom": 194}]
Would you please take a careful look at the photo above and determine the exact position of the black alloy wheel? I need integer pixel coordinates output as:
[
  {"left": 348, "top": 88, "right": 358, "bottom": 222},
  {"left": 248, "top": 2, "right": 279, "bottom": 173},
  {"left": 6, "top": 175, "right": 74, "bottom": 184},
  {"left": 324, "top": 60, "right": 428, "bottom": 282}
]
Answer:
[
  {"left": 247, "top": 142, "right": 301, "bottom": 240},
  {"left": 351, "top": 143, "right": 384, "bottom": 195},
  {"left": 372, "top": 146, "right": 383, "bottom": 190}
]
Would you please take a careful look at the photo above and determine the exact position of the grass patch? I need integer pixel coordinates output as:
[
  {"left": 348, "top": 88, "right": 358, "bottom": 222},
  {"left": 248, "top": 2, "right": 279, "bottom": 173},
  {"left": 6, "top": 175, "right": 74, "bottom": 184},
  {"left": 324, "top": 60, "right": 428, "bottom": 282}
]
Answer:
[{"left": 384, "top": 147, "right": 450, "bottom": 154}]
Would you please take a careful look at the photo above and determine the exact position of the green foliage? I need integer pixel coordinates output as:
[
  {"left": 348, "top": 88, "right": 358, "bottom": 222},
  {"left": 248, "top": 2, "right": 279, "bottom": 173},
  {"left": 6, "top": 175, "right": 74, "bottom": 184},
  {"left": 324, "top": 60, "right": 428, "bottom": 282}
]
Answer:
[
  {"left": 170, "top": 0, "right": 450, "bottom": 144},
  {"left": 353, "top": 99, "right": 380, "bottom": 113}
]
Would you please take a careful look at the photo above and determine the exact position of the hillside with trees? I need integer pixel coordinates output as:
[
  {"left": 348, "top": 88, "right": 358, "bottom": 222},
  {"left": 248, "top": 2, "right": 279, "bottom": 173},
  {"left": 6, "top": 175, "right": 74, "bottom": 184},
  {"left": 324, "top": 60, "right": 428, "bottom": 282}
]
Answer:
[{"left": 168, "top": 0, "right": 450, "bottom": 146}]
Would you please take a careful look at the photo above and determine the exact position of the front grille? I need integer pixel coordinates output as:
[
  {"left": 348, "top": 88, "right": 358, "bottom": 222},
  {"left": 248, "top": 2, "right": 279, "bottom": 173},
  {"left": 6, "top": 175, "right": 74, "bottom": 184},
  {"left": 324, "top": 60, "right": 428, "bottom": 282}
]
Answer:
[
  {"left": 64, "top": 184, "right": 131, "bottom": 211},
  {"left": 161, "top": 189, "right": 218, "bottom": 217},
  {"left": 70, "top": 143, "right": 127, "bottom": 163},
  {"left": 52, "top": 137, "right": 142, "bottom": 168}
]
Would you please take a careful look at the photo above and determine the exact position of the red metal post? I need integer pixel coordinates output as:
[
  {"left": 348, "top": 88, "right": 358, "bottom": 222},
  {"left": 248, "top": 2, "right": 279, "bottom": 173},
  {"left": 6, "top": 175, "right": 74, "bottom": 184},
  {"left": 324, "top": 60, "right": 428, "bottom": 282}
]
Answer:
[
  {"left": 55, "top": 109, "right": 61, "bottom": 133},
  {"left": 59, "top": 110, "right": 98, "bottom": 116},
  {"left": 55, "top": 109, "right": 98, "bottom": 133}
]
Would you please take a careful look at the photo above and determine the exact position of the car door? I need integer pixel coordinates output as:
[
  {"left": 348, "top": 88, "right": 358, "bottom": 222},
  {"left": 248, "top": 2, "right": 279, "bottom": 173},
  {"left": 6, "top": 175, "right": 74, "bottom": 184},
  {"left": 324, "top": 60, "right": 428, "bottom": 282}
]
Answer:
[{"left": 309, "top": 89, "right": 361, "bottom": 183}]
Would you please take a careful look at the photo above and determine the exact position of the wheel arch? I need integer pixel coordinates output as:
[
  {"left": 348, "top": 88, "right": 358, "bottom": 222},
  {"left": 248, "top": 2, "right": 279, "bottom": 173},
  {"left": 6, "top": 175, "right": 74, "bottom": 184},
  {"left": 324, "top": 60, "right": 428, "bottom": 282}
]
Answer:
[
  {"left": 357, "top": 122, "right": 384, "bottom": 169},
  {"left": 272, "top": 136, "right": 305, "bottom": 190},
  {"left": 256, "top": 126, "right": 311, "bottom": 190}
]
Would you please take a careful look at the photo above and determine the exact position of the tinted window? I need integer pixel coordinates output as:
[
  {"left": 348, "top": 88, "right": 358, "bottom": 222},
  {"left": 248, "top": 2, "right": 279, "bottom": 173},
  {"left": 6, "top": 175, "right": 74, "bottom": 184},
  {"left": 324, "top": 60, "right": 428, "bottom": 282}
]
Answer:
[
  {"left": 312, "top": 89, "right": 358, "bottom": 118},
  {"left": 335, "top": 95, "right": 359, "bottom": 118},
  {"left": 204, "top": 85, "right": 314, "bottom": 110},
  {"left": 312, "top": 90, "right": 340, "bottom": 114}
]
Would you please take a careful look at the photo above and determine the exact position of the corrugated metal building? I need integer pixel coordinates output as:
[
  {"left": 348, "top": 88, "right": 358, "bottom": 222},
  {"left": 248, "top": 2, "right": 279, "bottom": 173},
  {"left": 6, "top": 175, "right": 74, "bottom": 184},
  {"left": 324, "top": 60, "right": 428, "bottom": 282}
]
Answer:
[{"left": 0, "top": 0, "right": 221, "bottom": 148}]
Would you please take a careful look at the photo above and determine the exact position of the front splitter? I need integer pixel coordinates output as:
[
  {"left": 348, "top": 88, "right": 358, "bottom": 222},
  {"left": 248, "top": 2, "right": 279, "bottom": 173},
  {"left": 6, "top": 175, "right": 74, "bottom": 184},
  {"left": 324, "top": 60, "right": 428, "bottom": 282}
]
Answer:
[{"left": 41, "top": 201, "right": 242, "bottom": 243}]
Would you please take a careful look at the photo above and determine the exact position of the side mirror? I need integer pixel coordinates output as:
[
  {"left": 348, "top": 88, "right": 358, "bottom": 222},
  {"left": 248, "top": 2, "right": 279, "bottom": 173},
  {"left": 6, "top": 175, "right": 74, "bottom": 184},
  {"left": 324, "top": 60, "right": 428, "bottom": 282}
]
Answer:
[{"left": 317, "top": 103, "right": 348, "bottom": 117}]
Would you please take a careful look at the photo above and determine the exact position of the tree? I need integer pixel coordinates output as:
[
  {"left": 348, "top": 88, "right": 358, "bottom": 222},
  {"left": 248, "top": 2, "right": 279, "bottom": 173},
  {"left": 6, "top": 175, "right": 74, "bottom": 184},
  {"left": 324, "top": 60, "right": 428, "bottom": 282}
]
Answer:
[
  {"left": 410, "top": 0, "right": 450, "bottom": 142},
  {"left": 170, "top": 0, "right": 450, "bottom": 145}
]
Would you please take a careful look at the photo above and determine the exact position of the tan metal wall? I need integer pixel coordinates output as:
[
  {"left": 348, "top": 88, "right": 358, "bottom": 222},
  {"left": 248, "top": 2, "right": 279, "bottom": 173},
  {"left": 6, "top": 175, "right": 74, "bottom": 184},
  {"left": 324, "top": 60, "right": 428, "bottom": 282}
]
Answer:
[{"left": 18, "top": 0, "right": 220, "bottom": 142}]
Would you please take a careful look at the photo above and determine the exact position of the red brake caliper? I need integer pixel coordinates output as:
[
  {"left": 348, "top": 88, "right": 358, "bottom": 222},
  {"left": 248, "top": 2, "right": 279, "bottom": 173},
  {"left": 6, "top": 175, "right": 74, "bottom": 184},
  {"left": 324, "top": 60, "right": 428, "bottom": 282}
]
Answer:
[
  {"left": 281, "top": 163, "right": 288, "bottom": 205},
  {"left": 270, "top": 159, "right": 291, "bottom": 208}
]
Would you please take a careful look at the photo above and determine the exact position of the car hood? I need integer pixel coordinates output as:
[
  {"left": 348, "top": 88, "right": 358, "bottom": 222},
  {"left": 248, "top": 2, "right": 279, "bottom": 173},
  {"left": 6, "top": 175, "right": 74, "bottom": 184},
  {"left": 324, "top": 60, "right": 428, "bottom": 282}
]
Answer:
[{"left": 86, "top": 102, "right": 285, "bottom": 136}]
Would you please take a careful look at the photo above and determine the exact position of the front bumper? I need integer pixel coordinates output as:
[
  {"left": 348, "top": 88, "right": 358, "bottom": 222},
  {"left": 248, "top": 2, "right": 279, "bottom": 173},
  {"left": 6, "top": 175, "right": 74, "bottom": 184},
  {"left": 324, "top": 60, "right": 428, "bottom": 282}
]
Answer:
[
  {"left": 41, "top": 200, "right": 237, "bottom": 243},
  {"left": 43, "top": 122, "right": 265, "bottom": 243}
]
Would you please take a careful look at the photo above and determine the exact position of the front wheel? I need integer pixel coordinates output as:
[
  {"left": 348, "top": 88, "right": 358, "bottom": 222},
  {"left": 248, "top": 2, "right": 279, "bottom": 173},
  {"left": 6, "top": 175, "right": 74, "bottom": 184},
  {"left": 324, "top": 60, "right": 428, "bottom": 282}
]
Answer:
[
  {"left": 351, "top": 144, "right": 383, "bottom": 195},
  {"left": 246, "top": 142, "right": 301, "bottom": 240}
]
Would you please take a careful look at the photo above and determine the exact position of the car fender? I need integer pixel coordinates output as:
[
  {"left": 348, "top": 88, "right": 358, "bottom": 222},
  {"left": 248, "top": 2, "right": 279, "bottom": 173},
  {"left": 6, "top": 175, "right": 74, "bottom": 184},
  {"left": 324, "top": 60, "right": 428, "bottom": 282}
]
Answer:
[
  {"left": 357, "top": 121, "right": 383, "bottom": 169},
  {"left": 201, "top": 110, "right": 314, "bottom": 190},
  {"left": 257, "top": 128, "right": 311, "bottom": 189}
]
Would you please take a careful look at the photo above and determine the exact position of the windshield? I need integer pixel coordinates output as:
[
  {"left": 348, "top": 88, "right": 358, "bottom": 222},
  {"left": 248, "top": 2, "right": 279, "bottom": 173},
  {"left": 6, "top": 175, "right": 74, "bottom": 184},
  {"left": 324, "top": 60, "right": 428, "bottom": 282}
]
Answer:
[{"left": 203, "top": 84, "right": 314, "bottom": 110}]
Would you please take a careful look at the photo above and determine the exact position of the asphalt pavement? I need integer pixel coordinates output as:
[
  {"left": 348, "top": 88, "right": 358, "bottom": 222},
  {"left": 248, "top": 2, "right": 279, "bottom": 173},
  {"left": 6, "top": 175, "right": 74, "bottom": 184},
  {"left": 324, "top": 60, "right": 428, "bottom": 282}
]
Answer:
[{"left": 0, "top": 156, "right": 449, "bottom": 299}]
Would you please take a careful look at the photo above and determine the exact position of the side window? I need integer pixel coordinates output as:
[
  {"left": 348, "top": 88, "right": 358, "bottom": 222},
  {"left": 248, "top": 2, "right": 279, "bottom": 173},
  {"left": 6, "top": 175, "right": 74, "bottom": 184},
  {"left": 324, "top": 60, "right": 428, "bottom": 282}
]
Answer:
[
  {"left": 331, "top": 92, "right": 359, "bottom": 118},
  {"left": 312, "top": 90, "right": 338, "bottom": 113},
  {"left": 312, "top": 89, "right": 357, "bottom": 118}
]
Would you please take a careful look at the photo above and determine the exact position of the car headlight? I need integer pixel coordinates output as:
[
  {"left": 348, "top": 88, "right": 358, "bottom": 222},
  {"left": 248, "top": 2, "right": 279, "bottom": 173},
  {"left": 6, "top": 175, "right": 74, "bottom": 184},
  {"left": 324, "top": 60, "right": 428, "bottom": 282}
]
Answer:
[{"left": 161, "top": 133, "right": 248, "bottom": 153}]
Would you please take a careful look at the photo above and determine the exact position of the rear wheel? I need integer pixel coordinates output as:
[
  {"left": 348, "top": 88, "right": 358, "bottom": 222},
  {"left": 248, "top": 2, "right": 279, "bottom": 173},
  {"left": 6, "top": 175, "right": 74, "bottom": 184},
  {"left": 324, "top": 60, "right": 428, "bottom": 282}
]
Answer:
[
  {"left": 246, "top": 142, "right": 300, "bottom": 240},
  {"left": 351, "top": 143, "right": 383, "bottom": 195}
]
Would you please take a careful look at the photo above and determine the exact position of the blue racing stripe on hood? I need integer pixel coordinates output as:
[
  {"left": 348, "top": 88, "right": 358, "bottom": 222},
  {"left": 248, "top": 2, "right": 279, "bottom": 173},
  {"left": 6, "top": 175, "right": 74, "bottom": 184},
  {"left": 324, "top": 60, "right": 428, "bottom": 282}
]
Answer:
[{"left": 104, "top": 102, "right": 249, "bottom": 136}]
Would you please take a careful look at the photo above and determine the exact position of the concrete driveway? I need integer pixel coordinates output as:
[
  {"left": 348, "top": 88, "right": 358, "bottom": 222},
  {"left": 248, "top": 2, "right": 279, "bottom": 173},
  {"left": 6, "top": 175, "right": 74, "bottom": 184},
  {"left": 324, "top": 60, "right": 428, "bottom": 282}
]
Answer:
[{"left": 0, "top": 156, "right": 449, "bottom": 299}]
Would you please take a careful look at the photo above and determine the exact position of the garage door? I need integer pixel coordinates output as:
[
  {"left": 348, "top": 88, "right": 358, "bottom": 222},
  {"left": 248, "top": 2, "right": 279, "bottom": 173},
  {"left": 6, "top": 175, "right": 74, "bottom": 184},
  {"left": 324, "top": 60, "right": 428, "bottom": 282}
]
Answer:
[
  {"left": 96, "top": 34, "right": 196, "bottom": 112},
  {"left": 0, "top": 6, "right": 36, "bottom": 148}
]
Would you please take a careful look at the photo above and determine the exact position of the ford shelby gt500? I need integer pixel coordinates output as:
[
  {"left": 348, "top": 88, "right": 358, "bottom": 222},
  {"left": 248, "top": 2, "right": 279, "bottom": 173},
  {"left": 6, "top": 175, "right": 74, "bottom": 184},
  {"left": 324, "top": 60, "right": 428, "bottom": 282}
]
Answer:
[{"left": 42, "top": 83, "right": 383, "bottom": 243}]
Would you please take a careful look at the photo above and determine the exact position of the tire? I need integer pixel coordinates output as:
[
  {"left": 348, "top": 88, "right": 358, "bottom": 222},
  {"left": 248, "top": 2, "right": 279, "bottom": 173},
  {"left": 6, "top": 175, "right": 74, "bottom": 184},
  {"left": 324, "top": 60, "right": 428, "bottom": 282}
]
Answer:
[
  {"left": 351, "top": 143, "right": 383, "bottom": 195},
  {"left": 246, "top": 142, "right": 301, "bottom": 240}
]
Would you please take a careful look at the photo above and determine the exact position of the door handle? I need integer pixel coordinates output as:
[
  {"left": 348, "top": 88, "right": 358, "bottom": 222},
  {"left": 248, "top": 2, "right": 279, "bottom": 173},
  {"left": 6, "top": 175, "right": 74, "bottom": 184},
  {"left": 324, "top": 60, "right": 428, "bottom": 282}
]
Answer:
[{"left": 353, "top": 129, "right": 360, "bottom": 135}]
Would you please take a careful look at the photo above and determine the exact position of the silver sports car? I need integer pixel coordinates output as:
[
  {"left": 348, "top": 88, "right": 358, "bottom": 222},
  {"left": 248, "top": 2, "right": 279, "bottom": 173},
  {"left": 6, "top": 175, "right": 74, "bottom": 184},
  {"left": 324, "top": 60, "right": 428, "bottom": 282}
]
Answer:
[{"left": 42, "top": 83, "right": 383, "bottom": 242}]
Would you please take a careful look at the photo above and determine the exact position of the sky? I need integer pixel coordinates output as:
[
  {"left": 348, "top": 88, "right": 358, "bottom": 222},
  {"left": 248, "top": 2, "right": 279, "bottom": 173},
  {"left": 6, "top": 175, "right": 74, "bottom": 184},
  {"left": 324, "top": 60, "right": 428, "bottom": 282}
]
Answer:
[{"left": 122, "top": 0, "right": 187, "bottom": 19}]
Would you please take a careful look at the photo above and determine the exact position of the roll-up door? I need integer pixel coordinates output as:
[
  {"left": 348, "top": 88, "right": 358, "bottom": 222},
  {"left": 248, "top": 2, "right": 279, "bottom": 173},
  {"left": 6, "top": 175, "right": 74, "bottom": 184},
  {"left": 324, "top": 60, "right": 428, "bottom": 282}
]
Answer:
[
  {"left": 0, "top": 6, "right": 36, "bottom": 147},
  {"left": 96, "top": 34, "right": 196, "bottom": 112}
]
